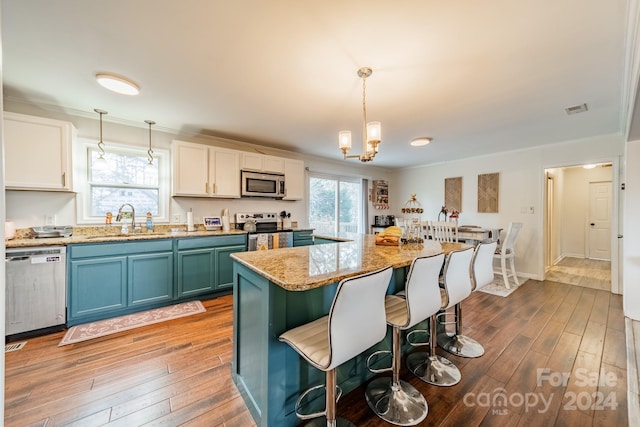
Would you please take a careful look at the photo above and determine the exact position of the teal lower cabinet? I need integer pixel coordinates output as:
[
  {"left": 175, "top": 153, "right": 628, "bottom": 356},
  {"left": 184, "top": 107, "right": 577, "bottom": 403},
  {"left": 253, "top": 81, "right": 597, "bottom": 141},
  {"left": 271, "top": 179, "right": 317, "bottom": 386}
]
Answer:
[
  {"left": 128, "top": 251, "right": 174, "bottom": 306},
  {"left": 177, "top": 235, "right": 247, "bottom": 296},
  {"left": 215, "top": 245, "right": 245, "bottom": 290},
  {"left": 177, "top": 248, "right": 216, "bottom": 297},
  {"left": 69, "top": 255, "right": 127, "bottom": 321},
  {"left": 292, "top": 229, "right": 314, "bottom": 247},
  {"left": 68, "top": 234, "right": 246, "bottom": 326}
]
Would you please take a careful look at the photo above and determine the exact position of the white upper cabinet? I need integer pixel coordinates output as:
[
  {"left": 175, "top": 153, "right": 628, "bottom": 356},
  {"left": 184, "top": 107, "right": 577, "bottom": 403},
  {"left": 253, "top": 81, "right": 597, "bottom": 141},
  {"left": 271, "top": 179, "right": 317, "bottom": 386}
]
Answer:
[
  {"left": 4, "top": 111, "right": 75, "bottom": 191},
  {"left": 240, "top": 152, "right": 263, "bottom": 171},
  {"left": 172, "top": 141, "right": 210, "bottom": 196},
  {"left": 209, "top": 146, "right": 241, "bottom": 198},
  {"left": 263, "top": 155, "right": 285, "bottom": 174},
  {"left": 282, "top": 159, "right": 304, "bottom": 200},
  {"left": 172, "top": 140, "right": 240, "bottom": 198},
  {"left": 240, "top": 152, "right": 285, "bottom": 174}
]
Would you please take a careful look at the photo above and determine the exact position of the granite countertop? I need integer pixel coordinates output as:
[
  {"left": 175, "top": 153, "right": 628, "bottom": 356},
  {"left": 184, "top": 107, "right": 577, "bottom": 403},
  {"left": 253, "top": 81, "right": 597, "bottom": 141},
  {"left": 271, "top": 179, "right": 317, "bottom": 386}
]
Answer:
[
  {"left": 311, "top": 231, "right": 358, "bottom": 242},
  {"left": 5, "top": 225, "right": 248, "bottom": 248},
  {"left": 4, "top": 225, "right": 317, "bottom": 248},
  {"left": 231, "top": 234, "right": 470, "bottom": 291}
]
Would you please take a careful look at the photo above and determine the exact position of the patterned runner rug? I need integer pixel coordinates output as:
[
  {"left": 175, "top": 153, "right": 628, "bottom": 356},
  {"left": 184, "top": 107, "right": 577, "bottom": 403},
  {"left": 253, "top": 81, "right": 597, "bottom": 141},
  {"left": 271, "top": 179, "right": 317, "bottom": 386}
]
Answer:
[{"left": 59, "top": 300, "right": 205, "bottom": 346}]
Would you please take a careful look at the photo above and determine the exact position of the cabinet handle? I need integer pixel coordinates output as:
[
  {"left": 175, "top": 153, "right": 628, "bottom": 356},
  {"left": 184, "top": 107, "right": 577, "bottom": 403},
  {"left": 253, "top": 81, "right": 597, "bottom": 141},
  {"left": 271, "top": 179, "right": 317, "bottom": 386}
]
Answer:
[
  {"left": 213, "top": 183, "right": 217, "bottom": 194},
  {"left": 205, "top": 182, "right": 208, "bottom": 193},
  {"left": 62, "top": 172, "right": 66, "bottom": 187}
]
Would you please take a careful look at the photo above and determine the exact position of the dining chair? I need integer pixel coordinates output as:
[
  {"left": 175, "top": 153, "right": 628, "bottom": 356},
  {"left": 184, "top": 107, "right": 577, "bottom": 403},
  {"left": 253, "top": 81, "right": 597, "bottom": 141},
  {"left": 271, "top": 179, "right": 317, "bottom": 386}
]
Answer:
[
  {"left": 428, "top": 221, "right": 458, "bottom": 242},
  {"left": 493, "top": 222, "right": 523, "bottom": 289}
]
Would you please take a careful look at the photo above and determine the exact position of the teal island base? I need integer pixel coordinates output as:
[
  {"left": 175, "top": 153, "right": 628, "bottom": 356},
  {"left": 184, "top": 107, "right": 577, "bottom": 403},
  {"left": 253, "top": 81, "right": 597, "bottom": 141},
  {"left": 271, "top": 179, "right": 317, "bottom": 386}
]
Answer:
[{"left": 231, "top": 261, "right": 428, "bottom": 426}]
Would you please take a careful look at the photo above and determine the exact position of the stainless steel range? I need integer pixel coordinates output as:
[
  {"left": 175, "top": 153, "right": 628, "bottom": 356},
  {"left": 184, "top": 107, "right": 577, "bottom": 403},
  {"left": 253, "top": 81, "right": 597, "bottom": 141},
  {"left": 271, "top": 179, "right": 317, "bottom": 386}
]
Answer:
[{"left": 235, "top": 212, "right": 293, "bottom": 251}]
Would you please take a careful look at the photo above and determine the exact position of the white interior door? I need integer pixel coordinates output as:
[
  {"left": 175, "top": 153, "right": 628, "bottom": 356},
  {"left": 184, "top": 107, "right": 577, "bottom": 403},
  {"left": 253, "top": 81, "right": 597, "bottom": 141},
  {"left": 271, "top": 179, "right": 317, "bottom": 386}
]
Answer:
[{"left": 588, "top": 181, "right": 611, "bottom": 260}]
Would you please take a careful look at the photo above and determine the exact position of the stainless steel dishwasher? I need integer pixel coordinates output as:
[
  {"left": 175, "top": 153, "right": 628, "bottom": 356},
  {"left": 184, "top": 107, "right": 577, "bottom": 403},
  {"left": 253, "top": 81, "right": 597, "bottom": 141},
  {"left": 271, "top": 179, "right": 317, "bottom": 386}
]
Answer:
[{"left": 5, "top": 246, "right": 66, "bottom": 336}]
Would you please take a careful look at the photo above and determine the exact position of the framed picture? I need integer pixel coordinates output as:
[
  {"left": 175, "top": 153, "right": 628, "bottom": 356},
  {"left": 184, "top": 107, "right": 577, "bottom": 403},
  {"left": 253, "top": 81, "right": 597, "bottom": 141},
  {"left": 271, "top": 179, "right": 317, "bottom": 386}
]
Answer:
[
  {"left": 478, "top": 173, "right": 499, "bottom": 213},
  {"left": 445, "top": 177, "right": 462, "bottom": 212}
]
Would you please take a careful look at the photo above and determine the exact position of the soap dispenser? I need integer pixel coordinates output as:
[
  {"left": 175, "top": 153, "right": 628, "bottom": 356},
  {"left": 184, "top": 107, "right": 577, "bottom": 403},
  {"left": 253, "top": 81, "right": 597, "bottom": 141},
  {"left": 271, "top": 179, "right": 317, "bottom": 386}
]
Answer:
[{"left": 146, "top": 212, "right": 154, "bottom": 232}]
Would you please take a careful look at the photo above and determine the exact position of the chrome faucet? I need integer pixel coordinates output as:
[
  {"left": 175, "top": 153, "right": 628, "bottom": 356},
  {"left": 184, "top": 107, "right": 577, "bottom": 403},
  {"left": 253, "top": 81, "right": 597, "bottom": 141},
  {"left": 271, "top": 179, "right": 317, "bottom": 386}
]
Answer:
[{"left": 116, "top": 203, "right": 136, "bottom": 231}]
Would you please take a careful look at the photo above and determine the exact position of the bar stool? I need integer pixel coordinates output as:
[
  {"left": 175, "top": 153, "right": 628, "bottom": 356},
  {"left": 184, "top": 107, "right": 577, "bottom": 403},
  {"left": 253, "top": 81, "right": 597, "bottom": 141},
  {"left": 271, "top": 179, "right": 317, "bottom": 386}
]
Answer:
[
  {"left": 364, "top": 254, "right": 445, "bottom": 425},
  {"left": 279, "top": 266, "right": 393, "bottom": 427},
  {"left": 436, "top": 246, "right": 480, "bottom": 358},
  {"left": 456, "top": 241, "right": 499, "bottom": 357},
  {"left": 406, "top": 250, "right": 470, "bottom": 387}
]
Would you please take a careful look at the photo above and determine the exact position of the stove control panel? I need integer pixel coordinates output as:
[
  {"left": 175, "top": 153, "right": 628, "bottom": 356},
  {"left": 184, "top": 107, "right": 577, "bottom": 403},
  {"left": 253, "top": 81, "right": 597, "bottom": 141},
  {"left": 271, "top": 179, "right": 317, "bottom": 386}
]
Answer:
[{"left": 235, "top": 212, "right": 278, "bottom": 223}]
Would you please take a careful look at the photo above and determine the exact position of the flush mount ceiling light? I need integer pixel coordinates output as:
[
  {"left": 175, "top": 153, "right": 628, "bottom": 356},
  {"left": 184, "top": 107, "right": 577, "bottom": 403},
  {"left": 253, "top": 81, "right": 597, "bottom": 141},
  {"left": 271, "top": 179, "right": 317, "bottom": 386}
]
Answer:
[
  {"left": 94, "top": 108, "right": 108, "bottom": 170},
  {"left": 410, "top": 137, "right": 432, "bottom": 147},
  {"left": 144, "top": 119, "right": 156, "bottom": 172},
  {"left": 338, "top": 67, "right": 381, "bottom": 163},
  {"left": 95, "top": 73, "right": 140, "bottom": 95}
]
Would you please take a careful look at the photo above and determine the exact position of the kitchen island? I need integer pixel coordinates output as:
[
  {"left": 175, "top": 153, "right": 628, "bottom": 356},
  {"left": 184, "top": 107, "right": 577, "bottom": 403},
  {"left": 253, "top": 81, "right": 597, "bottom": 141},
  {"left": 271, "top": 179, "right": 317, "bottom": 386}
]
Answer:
[{"left": 231, "top": 235, "right": 467, "bottom": 427}]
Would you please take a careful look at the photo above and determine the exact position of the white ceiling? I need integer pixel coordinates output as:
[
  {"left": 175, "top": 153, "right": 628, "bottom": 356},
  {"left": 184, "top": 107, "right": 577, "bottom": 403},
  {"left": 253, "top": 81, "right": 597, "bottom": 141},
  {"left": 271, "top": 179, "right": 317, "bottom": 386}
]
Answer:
[{"left": 2, "top": 0, "right": 637, "bottom": 168}]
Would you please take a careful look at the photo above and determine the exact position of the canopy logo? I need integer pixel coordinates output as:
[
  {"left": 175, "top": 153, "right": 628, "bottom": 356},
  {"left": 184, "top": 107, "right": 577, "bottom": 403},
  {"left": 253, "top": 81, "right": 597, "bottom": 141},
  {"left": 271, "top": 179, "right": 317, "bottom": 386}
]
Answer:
[{"left": 462, "top": 367, "right": 619, "bottom": 415}]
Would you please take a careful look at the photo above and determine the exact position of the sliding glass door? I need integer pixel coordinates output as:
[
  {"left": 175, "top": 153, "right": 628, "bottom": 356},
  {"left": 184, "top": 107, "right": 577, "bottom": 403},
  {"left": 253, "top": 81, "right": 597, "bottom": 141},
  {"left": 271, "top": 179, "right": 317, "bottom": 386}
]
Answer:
[{"left": 309, "top": 174, "right": 363, "bottom": 235}]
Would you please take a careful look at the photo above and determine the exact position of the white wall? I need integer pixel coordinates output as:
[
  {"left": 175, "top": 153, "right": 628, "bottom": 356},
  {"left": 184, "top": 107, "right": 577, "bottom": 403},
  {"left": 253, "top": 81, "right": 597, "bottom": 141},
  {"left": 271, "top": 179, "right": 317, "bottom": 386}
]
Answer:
[
  {"left": 3, "top": 102, "right": 394, "bottom": 230},
  {"left": 391, "top": 134, "right": 624, "bottom": 281},
  {"left": 623, "top": 140, "right": 640, "bottom": 320},
  {"left": 559, "top": 165, "right": 613, "bottom": 258}
]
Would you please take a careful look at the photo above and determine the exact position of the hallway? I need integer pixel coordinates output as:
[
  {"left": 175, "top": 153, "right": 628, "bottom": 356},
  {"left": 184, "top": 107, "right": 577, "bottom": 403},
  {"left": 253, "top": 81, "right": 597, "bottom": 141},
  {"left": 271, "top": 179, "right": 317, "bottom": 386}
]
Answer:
[{"left": 546, "top": 256, "right": 611, "bottom": 291}]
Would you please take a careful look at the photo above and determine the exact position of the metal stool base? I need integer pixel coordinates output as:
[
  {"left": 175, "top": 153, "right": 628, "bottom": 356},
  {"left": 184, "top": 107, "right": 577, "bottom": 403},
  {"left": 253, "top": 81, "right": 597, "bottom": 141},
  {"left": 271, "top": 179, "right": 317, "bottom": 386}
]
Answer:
[
  {"left": 437, "top": 333, "right": 485, "bottom": 358},
  {"left": 302, "top": 417, "right": 356, "bottom": 427},
  {"left": 365, "top": 377, "right": 428, "bottom": 426},
  {"left": 406, "top": 352, "right": 461, "bottom": 386}
]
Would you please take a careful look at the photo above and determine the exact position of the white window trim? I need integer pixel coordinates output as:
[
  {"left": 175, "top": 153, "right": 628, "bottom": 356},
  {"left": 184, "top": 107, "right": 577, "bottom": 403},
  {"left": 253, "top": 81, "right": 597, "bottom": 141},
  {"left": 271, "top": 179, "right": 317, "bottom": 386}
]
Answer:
[{"left": 74, "top": 137, "right": 170, "bottom": 224}]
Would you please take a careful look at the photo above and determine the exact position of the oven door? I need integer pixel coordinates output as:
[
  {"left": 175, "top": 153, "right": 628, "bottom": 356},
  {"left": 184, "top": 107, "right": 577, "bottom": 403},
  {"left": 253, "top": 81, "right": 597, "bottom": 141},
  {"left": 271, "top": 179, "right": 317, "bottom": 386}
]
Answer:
[{"left": 247, "top": 232, "right": 293, "bottom": 251}]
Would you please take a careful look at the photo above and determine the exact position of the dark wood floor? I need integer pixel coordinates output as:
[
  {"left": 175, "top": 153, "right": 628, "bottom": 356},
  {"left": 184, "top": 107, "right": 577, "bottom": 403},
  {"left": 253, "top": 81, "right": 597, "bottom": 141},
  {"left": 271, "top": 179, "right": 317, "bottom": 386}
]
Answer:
[{"left": 5, "top": 279, "right": 627, "bottom": 426}]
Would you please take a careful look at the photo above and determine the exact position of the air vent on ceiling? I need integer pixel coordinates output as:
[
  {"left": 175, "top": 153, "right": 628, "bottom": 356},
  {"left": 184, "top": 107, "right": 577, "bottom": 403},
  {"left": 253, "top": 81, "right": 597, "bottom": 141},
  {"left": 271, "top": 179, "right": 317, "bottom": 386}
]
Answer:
[{"left": 565, "top": 103, "right": 588, "bottom": 115}]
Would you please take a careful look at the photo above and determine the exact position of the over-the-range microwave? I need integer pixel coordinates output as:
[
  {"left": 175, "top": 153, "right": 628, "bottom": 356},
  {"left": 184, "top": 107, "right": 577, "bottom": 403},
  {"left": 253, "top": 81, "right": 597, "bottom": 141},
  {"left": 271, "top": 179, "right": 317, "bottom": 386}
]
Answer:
[{"left": 241, "top": 170, "right": 286, "bottom": 198}]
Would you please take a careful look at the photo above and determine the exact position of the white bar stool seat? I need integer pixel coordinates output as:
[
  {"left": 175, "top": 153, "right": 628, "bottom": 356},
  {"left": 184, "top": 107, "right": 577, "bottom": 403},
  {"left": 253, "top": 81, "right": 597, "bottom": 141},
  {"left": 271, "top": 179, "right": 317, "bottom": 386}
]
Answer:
[
  {"left": 434, "top": 247, "right": 479, "bottom": 359},
  {"left": 279, "top": 266, "right": 393, "bottom": 427},
  {"left": 364, "top": 254, "right": 445, "bottom": 425},
  {"left": 438, "top": 241, "right": 497, "bottom": 358},
  {"left": 406, "top": 249, "right": 472, "bottom": 387}
]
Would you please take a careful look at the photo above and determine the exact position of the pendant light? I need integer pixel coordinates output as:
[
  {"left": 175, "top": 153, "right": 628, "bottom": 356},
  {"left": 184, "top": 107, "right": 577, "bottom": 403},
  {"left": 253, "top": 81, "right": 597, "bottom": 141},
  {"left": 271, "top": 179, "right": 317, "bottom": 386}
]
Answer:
[
  {"left": 339, "top": 67, "right": 382, "bottom": 163},
  {"left": 144, "top": 119, "right": 156, "bottom": 173},
  {"left": 94, "top": 109, "right": 108, "bottom": 171}
]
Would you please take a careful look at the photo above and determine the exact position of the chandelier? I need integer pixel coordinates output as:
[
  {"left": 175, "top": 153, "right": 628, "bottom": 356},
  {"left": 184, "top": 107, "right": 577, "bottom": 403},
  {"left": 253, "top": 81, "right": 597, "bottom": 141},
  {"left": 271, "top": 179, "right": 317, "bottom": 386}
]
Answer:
[{"left": 338, "top": 67, "right": 381, "bottom": 162}]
